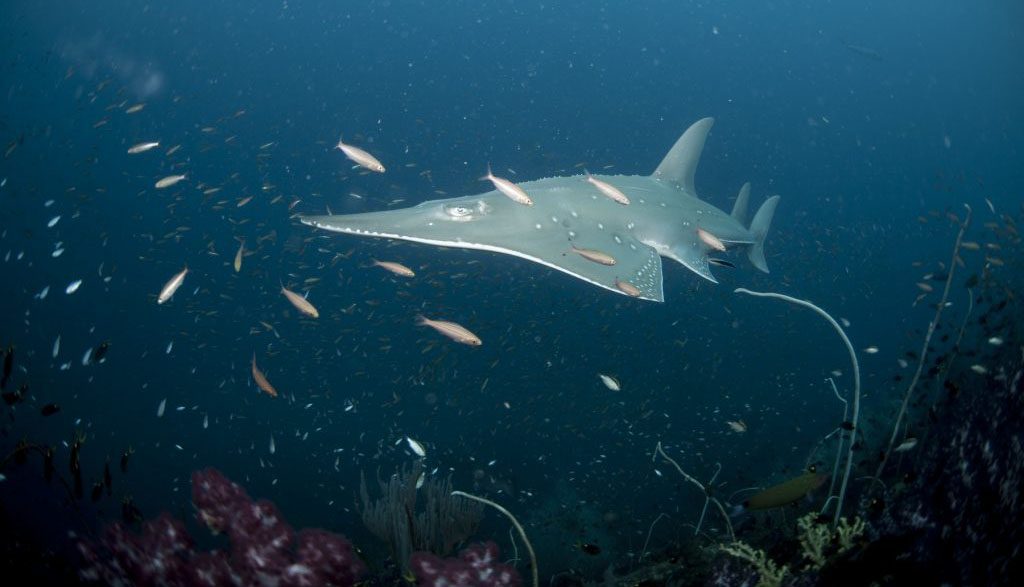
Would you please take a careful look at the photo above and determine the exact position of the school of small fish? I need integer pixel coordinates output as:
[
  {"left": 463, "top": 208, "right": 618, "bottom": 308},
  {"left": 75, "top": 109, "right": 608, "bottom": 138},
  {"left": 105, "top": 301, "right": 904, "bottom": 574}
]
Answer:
[{"left": 0, "top": 69, "right": 1018, "bottom": 584}]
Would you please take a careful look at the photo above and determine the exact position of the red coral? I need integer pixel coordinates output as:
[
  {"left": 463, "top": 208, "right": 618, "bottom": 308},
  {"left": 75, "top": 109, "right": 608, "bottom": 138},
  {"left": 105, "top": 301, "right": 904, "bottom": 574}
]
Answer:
[
  {"left": 410, "top": 541, "right": 521, "bottom": 587},
  {"left": 78, "top": 467, "right": 365, "bottom": 586}
]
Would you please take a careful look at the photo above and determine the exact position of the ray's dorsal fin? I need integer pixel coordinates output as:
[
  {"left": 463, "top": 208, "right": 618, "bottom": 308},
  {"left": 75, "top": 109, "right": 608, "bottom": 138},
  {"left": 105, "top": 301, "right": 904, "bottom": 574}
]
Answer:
[
  {"left": 730, "top": 182, "right": 751, "bottom": 226},
  {"left": 652, "top": 117, "right": 714, "bottom": 194}
]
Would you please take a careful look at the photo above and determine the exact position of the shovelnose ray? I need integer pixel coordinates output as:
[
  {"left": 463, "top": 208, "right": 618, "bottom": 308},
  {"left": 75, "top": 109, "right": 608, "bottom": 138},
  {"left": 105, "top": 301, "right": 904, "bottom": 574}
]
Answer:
[{"left": 301, "top": 118, "right": 780, "bottom": 302}]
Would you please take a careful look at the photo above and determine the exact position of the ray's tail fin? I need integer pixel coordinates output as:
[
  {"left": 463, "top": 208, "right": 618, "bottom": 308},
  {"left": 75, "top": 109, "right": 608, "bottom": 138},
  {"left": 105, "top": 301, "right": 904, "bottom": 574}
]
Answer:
[{"left": 747, "top": 195, "right": 780, "bottom": 273}]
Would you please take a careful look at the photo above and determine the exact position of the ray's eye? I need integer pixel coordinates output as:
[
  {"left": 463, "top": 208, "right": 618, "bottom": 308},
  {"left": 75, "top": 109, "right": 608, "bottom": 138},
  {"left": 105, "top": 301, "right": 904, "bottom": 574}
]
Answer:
[
  {"left": 444, "top": 204, "right": 473, "bottom": 218},
  {"left": 442, "top": 200, "right": 491, "bottom": 222}
]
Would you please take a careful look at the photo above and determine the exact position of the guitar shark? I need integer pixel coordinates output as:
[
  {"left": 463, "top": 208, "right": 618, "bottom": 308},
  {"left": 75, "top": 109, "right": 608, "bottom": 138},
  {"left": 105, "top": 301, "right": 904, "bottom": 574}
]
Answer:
[{"left": 301, "top": 118, "right": 779, "bottom": 302}]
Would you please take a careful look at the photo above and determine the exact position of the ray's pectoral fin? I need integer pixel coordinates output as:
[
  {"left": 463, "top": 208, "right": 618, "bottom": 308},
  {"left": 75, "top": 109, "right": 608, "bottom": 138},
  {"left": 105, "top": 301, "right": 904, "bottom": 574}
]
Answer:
[
  {"left": 665, "top": 241, "right": 717, "bottom": 284},
  {"left": 605, "top": 241, "right": 664, "bottom": 302},
  {"left": 526, "top": 231, "right": 665, "bottom": 302},
  {"left": 302, "top": 206, "right": 666, "bottom": 302}
]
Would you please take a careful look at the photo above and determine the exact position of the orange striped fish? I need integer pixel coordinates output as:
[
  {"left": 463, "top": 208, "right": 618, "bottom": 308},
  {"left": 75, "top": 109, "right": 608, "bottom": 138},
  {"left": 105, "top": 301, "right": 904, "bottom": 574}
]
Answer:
[
  {"left": 281, "top": 285, "right": 319, "bottom": 318},
  {"left": 251, "top": 354, "right": 278, "bottom": 398},
  {"left": 416, "top": 315, "right": 482, "bottom": 346},
  {"left": 696, "top": 228, "right": 726, "bottom": 252}
]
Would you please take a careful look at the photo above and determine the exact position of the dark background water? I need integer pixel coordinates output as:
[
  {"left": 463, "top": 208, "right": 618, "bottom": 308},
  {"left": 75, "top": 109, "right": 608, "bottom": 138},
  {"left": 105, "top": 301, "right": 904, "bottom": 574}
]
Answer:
[{"left": 1, "top": 0, "right": 1021, "bottom": 579}]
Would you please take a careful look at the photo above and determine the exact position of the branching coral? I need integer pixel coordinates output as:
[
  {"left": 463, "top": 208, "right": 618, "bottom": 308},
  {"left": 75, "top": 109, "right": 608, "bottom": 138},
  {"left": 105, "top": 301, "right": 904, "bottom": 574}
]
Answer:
[
  {"left": 797, "top": 513, "right": 831, "bottom": 570},
  {"left": 719, "top": 515, "right": 867, "bottom": 584},
  {"left": 720, "top": 541, "right": 789, "bottom": 587},
  {"left": 796, "top": 512, "right": 867, "bottom": 570},
  {"left": 835, "top": 516, "right": 866, "bottom": 553}
]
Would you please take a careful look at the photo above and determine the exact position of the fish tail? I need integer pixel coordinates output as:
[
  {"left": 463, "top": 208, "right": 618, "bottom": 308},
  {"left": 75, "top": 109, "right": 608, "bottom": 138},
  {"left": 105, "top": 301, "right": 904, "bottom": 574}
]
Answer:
[
  {"left": 479, "top": 163, "right": 492, "bottom": 182},
  {"left": 747, "top": 195, "right": 780, "bottom": 273},
  {"left": 414, "top": 314, "right": 429, "bottom": 326}
]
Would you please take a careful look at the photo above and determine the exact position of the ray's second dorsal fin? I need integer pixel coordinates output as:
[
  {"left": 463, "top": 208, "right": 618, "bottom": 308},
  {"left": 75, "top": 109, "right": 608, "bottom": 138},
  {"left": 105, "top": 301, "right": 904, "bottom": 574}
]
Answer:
[
  {"left": 652, "top": 117, "right": 714, "bottom": 194},
  {"left": 730, "top": 182, "right": 751, "bottom": 226}
]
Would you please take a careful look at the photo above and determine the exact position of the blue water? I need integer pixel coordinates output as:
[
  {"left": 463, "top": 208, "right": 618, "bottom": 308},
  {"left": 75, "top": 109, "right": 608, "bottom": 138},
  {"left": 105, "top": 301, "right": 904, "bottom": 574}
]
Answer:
[{"left": 1, "top": 0, "right": 1021, "bottom": 582}]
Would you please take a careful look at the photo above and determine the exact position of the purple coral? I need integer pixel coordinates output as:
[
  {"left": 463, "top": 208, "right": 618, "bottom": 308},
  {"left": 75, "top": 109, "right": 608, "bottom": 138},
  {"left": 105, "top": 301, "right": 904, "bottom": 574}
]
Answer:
[
  {"left": 78, "top": 467, "right": 365, "bottom": 586},
  {"left": 410, "top": 541, "right": 521, "bottom": 587}
]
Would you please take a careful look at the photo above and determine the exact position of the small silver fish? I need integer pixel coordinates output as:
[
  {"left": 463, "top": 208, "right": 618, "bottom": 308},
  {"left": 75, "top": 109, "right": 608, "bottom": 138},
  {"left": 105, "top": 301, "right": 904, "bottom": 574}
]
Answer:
[
  {"left": 894, "top": 437, "right": 918, "bottom": 452},
  {"left": 726, "top": 420, "right": 748, "bottom": 433},
  {"left": 127, "top": 141, "right": 160, "bottom": 154},
  {"left": 406, "top": 436, "right": 427, "bottom": 457},
  {"left": 157, "top": 267, "right": 188, "bottom": 304},
  {"left": 155, "top": 174, "right": 187, "bottom": 189},
  {"left": 598, "top": 373, "right": 621, "bottom": 391}
]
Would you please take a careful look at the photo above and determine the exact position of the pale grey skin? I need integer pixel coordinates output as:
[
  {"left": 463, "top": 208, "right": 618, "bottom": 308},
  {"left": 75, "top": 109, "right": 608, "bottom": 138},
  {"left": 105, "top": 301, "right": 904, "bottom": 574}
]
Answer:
[{"left": 302, "top": 118, "right": 780, "bottom": 302}]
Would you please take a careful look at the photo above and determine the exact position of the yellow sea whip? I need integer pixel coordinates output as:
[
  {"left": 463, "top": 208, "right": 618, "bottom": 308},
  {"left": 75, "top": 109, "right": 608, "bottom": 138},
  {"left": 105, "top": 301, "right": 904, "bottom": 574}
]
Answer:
[{"left": 876, "top": 203, "right": 972, "bottom": 482}]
